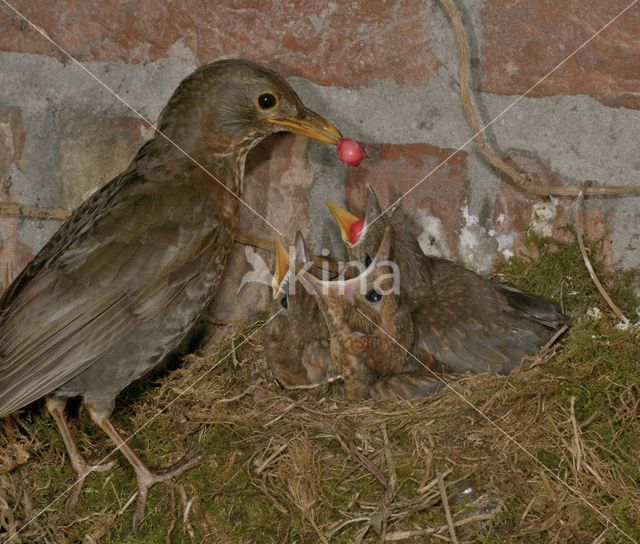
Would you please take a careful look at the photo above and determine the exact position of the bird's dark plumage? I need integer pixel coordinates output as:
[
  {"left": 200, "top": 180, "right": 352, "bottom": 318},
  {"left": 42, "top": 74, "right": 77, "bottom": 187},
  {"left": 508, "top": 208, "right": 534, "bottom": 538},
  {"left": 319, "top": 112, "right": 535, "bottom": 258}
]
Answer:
[
  {"left": 0, "top": 59, "right": 341, "bottom": 524},
  {"left": 327, "top": 186, "right": 567, "bottom": 375},
  {"left": 263, "top": 233, "right": 333, "bottom": 387},
  {"left": 272, "top": 231, "right": 443, "bottom": 400}
]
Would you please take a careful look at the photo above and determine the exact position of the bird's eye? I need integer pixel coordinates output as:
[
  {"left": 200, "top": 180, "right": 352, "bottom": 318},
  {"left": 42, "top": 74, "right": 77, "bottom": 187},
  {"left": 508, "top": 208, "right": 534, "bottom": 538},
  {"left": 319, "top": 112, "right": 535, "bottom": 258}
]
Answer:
[
  {"left": 364, "top": 254, "right": 372, "bottom": 267},
  {"left": 280, "top": 295, "right": 288, "bottom": 309},
  {"left": 257, "top": 92, "right": 278, "bottom": 110},
  {"left": 366, "top": 290, "right": 382, "bottom": 303}
]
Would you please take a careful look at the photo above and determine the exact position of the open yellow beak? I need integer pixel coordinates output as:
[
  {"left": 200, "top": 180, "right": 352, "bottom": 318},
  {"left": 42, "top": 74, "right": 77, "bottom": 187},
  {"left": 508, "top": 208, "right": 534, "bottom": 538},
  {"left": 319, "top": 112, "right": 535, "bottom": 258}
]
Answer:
[
  {"left": 325, "top": 199, "right": 362, "bottom": 246},
  {"left": 268, "top": 107, "right": 342, "bottom": 145},
  {"left": 272, "top": 238, "right": 291, "bottom": 297}
]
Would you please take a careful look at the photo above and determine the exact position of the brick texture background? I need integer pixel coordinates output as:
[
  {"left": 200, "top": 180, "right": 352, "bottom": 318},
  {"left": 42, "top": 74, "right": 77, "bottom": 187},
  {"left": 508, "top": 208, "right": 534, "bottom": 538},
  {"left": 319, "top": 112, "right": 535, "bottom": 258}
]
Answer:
[{"left": 0, "top": 0, "right": 638, "bottom": 328}]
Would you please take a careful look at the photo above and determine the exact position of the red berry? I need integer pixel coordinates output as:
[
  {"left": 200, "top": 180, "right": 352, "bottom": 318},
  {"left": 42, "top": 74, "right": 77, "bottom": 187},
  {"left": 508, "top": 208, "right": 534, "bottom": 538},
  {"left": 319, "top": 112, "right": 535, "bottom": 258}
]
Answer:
[
  {"left": 349, "top": 219, "right": 365, "bottom": 244},
  {"left": 337, "top": 138, "right": 365, "bottom": 167}
]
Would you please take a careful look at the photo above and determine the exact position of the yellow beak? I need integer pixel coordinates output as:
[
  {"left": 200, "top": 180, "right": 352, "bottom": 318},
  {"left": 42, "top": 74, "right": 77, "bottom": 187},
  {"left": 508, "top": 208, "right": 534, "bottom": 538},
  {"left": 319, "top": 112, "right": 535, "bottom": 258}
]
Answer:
[
  {"left": 268, "top": 107, "right": 342, "bottom": 145},
  {"left": 325, "top": 199, "right": 362, "bottom": 246},
  {"left": 272, "top": 238, "right": 290, "bottom": 297}
]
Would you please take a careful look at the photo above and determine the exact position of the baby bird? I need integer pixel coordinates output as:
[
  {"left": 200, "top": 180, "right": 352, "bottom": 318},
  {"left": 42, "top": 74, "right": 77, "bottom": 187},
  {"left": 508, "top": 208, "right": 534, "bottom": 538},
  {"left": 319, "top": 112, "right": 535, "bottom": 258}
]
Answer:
[
  {"left": 296, "top": 228, "right": 443, "bottom": 400},
  {"left": 263, "top": 233, "right": 332, "bottom": 387},
  {"left": 326, "top": 186, "right": 567, "bottom": 375}
]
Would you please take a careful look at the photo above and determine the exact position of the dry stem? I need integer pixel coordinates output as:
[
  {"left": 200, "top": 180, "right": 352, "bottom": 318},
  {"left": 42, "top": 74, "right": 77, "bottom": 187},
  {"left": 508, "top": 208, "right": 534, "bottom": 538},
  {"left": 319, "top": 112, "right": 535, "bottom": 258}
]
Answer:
[
  {"left": 575, "top": 184, "right": 628, "bottom": 321},
  {"left": 439, "top": 0, "right": 640, "bottom": 197},
  {"left": 437, "top": 471, "right": 459, "bottom": 544}
]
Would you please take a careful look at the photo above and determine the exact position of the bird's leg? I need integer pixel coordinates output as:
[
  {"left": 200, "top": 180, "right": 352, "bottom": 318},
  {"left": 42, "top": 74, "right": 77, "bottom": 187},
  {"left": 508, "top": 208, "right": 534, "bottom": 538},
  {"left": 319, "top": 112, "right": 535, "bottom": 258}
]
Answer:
[
  {"left": 87, "top": 407, "right": 200, "bottom": 529},
  {"left": 45, "top": 396, "right": 114, "bottom": 510}
]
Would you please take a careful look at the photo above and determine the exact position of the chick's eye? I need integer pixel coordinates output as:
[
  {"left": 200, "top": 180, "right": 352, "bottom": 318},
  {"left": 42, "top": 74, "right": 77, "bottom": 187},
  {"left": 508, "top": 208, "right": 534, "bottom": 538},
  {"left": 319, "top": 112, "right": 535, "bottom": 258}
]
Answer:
[
  {"left": 364, "top": 254, "right": 372, "bottom": 267},
  {"left": 258, "top": 93, "right": 278, "bottom": 110},
  {"left": 280, "top": 296, "right": 288, "bottom": 309},
  {"left": 366, "top": 290, "right": 382, "bottom": 303}
]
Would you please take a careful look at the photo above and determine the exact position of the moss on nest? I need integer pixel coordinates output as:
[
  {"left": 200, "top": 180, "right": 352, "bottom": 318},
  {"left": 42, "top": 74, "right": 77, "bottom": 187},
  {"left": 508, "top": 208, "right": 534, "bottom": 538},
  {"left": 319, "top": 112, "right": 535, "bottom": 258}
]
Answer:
[{"left": 1, "top": 237, "right": 639, "bottom": 543}]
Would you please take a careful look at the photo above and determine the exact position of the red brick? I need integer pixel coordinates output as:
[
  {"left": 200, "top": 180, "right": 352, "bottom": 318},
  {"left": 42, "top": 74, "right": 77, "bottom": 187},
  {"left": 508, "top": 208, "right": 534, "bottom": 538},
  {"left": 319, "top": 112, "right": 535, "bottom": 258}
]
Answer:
[
  {"left": 0, "top": 106, "right": 25, "bottom": 175},
  {"left": 208, "top": 133, "right": 318, "bottom": 323},
  {"left": 481, "top": 0, "right": 640, "bottom": 109},
  {"left": 0, "top": 106, "right": 34, "bottom": 290},
  {"left": 0, "top": 1, "right": 438, "bottom": 87},
  {"left": 345, "top": 143, "right": 470, "bottom": 259},
  {"left": 241, "top": 133, "right": 316, "bottom": 239},
  {"left": 492, "top": 151, "right": 614, "bottom": 266}
]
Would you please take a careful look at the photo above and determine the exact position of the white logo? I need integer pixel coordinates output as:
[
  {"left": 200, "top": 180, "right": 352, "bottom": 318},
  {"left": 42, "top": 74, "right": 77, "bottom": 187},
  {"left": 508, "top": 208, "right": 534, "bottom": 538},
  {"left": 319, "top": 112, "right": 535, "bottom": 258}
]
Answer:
[
  {"left": 237, "top": 244, "right": 401, "bottom": 297},
  {"left": 236, "top": 246, "right": 272, "bottom": 294}
]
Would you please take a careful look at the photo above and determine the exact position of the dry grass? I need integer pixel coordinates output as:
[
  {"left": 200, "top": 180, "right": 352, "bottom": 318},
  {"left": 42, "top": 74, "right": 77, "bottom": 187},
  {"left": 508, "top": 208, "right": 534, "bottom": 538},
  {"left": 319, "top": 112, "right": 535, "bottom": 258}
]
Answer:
[{"left": 1, "top": 238, "right": 640, "bottom": 543}]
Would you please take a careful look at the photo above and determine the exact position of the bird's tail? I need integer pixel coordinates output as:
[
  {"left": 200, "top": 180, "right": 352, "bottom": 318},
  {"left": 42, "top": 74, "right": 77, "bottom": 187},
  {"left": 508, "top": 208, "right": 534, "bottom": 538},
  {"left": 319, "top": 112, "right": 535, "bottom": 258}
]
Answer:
[{"left": 497, "top": 284, "right": 567, "bottom": 329}]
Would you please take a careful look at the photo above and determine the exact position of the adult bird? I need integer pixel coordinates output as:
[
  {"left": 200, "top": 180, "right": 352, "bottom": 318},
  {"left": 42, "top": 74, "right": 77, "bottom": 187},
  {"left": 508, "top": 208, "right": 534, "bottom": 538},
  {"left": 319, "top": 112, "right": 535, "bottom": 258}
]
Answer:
[
  {"left": 0, "top": 59, "right": 341, "bottom": 525},
  {"left": 326, "top": 186, "right": 567, "bottom": 375}
]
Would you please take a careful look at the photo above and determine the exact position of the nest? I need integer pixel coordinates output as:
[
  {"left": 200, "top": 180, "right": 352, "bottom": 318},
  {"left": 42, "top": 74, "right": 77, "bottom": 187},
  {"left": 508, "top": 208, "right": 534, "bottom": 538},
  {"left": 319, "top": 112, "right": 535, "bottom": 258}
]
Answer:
[
  {"left": 1, "top": 314, "right": 639, "bottom": 543},
  {"left": 0, "top": 239, "right": 638, "bottom": 543}
]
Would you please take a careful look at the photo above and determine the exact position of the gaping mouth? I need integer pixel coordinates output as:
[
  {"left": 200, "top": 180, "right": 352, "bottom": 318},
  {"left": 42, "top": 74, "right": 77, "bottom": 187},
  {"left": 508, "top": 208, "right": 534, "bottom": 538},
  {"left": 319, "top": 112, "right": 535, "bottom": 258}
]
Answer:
[
  {"left": 272, "top": 238, "right": 290, "bottom": 297},
  {"left": 300, "top": 227, "right": 392, "bottom": 301},
  {"left": 325, "top": 199, "right": 364, "bottom": 247},
  {"left": 268, "top": 108, "right": 342, "bottom": 145}
]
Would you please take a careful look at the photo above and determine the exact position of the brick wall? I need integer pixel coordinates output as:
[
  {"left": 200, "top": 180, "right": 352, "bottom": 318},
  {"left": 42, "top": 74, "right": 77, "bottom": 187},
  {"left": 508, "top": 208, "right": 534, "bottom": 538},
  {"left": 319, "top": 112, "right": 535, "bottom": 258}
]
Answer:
[{"left": 0, "top": 1, "right": 639, "bottom": 327}]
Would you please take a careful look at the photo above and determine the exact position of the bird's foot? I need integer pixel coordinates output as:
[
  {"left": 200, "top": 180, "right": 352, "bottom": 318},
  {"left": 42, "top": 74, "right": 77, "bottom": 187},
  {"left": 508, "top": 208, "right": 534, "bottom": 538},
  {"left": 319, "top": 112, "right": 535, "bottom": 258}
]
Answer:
[
  {"left": 66, "top": 456, "right": 115, "bottom": 511},
  {"left": 132, "top": 452, "right": 200, "bottom": 530}
]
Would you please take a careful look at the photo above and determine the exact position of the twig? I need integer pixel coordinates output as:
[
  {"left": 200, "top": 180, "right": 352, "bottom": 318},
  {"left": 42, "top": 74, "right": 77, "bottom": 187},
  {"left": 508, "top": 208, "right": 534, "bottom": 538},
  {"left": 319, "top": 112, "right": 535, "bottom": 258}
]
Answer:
[
  {"left": 378, "top": 424, "right": 397, "bottom": 541},
  {"left": 281, "top": 374, "right": 345, "bottom": 390},
  {"left": 591, "top": 528, "right": 609, "bottom": 544},
  {"left": 383, "top": 513, "right": 498, "bottom": 542},
  {"left": 254, "top": 477, "right": 289, "bottom": 515},
  {"left": 436, "top": 470, "right": 459, "bottom": 544},
  {"left": 177, "top": 484, "right": 196, "bottom": 540},
  {"left": 575, "top": 184, "right": 628, "bottom": 322},
  {"left": 439, "top": 0, "right": 640, "bottom": 197},
  {"left": 0, "top": 203, "right": 69, "bottom": 220},
  {"left": 326, "top": 516, "right": 371, "bottom": 540},
  {"left": 418, "top": 468, "right": 452, "bottom": 495},
  {"left": 215, "top": 384, "right": 256, "bottom": 404},
  {"left": 539, "top": 324, "right": 569, "bottom": 355},
  {"left": 384, "top": 528, "right": 437, "bottom": 541},
  {"left": 332, "top": 430, "right": 389, "bottom": 490},
  {"left": 381, "top": 425, "right": 397, "bottom": 497},
  {"left": 230, "top": 337, "right": 239, "bottom": 367},
  {"left": 254, "top": 443, "right": 288, "bottom": 474},
  {"left": 117, "top": 491, "right": 138, "bottom": 516},
  {"left": 451, "top": 512, "right": 498, "bottom": 527},
  {"left": 569, "top": 396, "right": 583, "bottom": 475}
]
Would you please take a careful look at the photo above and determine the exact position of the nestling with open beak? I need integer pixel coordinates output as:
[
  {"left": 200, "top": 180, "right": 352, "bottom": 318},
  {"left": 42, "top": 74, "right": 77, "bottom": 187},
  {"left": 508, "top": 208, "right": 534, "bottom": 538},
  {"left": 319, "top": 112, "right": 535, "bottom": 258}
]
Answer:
[
  {"left": 326, "top": 185, "right": 567, "bottom": 375},
  {"left": 0, "top": 59, "right": 342, "bottom": 526},
  {"left": 263, "top": 233, "right": 334, "bottom": 387},
  {"left": 297, "top": 229, "right": 443, "bottom": 400}
]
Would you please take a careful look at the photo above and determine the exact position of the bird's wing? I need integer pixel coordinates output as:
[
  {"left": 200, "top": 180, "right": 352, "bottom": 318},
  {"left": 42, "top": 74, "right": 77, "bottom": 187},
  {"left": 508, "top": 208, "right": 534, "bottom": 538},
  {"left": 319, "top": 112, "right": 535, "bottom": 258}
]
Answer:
[
  {"left": 495, "top": 284, "right": 566, "bottom": 328},
  {"left": 0, "top": 169, "right": 223, "bottom": 417},
  {"left": 413, "top": 264, "right": 554, "bottom": 375},
  {"left": 368, "top": 370, "right": 443, "bottom": 400}
]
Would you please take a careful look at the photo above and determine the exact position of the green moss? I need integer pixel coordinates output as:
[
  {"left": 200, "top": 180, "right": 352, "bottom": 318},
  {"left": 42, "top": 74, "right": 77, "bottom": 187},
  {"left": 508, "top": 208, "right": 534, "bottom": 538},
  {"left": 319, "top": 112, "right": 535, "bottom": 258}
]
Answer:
[
  {"left": 536, "top": 450, "right": 561, "bottom": 470},
  {"left": 7, "top": 234, "right": 640, "bottom": 542},
  {"left": 495, "top": 233, "right": 638, "bottom": 316}
]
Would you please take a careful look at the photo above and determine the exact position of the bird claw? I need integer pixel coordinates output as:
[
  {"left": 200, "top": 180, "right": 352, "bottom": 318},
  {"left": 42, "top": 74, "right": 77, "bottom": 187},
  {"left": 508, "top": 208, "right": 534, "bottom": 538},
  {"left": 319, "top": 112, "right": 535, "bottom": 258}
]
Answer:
[
  {"left": 65, "top": 458, "right": 116, "bottom": 511},
  {"left": 132, "top": 452, "right": 201, "bottom": 530}
]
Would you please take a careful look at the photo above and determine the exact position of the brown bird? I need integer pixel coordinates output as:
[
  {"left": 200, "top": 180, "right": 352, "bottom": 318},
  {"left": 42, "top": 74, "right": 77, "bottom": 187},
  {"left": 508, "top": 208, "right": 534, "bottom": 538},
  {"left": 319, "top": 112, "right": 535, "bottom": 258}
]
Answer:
[
  {"left": 0, "top": 59, "right": 341, "bottom": 525},
  {"left": 326, "top": 186, "right": 566, "bottom": 375},
  {"left": 263, "top": 233, "right": 333, "bottom": 387},
  {"left": 296, "top": 229, "right": 443, "bottom": 400}
]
